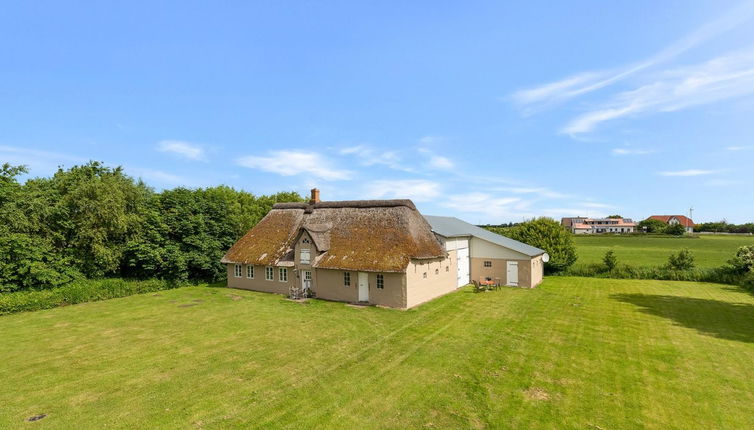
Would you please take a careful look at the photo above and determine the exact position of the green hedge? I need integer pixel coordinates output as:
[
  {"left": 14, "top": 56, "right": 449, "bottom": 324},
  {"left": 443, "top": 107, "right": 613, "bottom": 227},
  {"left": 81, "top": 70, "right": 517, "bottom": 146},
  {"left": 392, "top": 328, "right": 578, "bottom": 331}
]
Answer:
[
  {"left": 0, "top": 278, "right": 186, "bottom": 316},
  {"left": 557, "top": 264, "right": 754, "bottom": 291}
]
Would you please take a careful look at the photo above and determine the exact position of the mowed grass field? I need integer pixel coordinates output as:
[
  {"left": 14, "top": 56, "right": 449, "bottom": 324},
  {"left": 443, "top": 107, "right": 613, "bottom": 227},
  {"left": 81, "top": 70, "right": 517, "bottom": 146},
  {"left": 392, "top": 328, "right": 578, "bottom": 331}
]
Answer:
[
  {"left": 573, "top": 234, "right": 754, "bottom": 268},
  {"left": 2, "top": 279, "right": 753, "bottom": 429}
]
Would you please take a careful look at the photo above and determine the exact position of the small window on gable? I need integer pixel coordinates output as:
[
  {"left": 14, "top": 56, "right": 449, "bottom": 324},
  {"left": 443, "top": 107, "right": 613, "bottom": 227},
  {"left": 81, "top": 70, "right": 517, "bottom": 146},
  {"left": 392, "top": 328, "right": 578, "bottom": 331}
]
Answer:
[
  {"left": 300, "top": 249, "right": 311, "bottom": 264},
  {"left": 302, "top": 238, "right": 310, "bottom": 244},
  {"left": 377, "top": 274, "right": 384, "bottom": 289},
  {"left": 484, "top": 261, "right": 492, "bottom": 267},
  {"left": 265, "top": 266, "right": 274, "bottom": 281},
  {"left": 234, "top": 264, "right": 242, "bottom": 278},
  {"left": 344, "top": 272, "right": 351, "bottom": 287},
  {"left": 247, "top": 265, "right": 254, "bottom": 278},
  {"left": 279, "top": 268, "right": 288, "bottom": 282}
]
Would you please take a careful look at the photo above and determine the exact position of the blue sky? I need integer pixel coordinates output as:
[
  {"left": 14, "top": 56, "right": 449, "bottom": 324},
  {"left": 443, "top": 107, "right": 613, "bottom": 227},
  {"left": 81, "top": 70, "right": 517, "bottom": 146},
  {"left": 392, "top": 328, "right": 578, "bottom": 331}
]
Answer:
[{"left": 2, "top": 1, "right": 754, "bottom": 224}]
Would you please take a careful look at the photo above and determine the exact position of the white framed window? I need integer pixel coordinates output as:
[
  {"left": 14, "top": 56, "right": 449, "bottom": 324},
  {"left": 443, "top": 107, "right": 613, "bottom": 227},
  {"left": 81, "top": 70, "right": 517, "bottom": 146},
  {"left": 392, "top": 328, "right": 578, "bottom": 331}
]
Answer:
[
  {"left": 344, "top": 272, "right": 351, "bottom": 287},
  {"left": 246, "top": 265, "right": 254, "bottom": 279},
  {"left": 265, "top": 266, "right": 274, "bottom": 281},
  {"left": 376, "top": 274, "right": 384, "bottom": 289},
  {"left": 234, "top": 264, "right": 242, "bottom": 278},
  {"left": 279, "top": 268, "right": 288, "bottom": 282},
  {"left": 304, "top": 270, "right": 312, "bottom": 281},
  {"left": 300, "top": 249, "right": 311, "bottom": 264},
  {"left": 484, "top": 261, "right": 492, "bottom": 267},
  {"left": 422, "top": 272, "right": 427, "bottom": 279}
]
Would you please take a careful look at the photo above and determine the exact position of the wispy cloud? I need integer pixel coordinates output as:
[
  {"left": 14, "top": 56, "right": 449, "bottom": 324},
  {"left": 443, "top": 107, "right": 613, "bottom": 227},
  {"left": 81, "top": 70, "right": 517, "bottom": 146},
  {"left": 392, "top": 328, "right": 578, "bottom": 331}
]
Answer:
[
  {"left": 364, "top": 179, "right": 441, "bottom": 202},
  {"left": 126, "top": 167, "right": 192, "bottom": 186},
  {"left": 562, "top": 49, "right": 754, "bottom": 134},
  {"left": 726, "top": 145, "right": 752, "bottom": 151},
  {"left": 511, "top": 2, "right": 754, "bottom": 113},
  {"left": 339, "top": 144, "right": 412, "bottom": 172},
  {"left": 501, "top": 187, "right": 570, "bottom": 199},
  {"left": 237, "top": 150, "right": 352, "bottom": 181},
  {"left": 660, "top": 169, "right": 717, "bottom": 177},
  {"left": 441, "top": 192, "right": 537, "bottom": 220},
  {"left": 0, "top": 144, "right": 87, "bottom": 175},
  {"left": 157, "top": 140, "right": 206, "bottom": 161},
  {"left": 612, "top": 147, "right": 656, "bottom": 156}
]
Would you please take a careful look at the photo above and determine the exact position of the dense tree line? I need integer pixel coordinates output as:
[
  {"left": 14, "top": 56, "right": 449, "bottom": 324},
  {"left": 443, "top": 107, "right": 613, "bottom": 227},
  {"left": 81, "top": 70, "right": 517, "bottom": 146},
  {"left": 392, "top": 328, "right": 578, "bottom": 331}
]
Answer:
[
  {"left": 0, "top": 162, "right": 303, "bottom": 292},
  {"left": 695, "top": 221, "right": 754, "bottom": 234}
]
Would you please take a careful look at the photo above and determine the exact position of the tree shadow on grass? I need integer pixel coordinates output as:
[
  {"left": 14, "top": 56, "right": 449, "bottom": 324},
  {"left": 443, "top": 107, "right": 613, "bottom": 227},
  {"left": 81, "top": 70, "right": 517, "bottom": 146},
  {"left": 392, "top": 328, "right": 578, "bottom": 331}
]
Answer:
[{"left": 610, "top": 294, "right": 754, "bottom": 343}]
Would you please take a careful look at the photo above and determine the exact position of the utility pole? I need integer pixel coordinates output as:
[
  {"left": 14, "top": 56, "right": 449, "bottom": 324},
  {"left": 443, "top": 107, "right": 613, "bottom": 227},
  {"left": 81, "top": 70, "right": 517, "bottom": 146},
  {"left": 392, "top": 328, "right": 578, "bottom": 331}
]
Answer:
[{"left": 689, "top": 206, "right": 694, "bottom": 221}]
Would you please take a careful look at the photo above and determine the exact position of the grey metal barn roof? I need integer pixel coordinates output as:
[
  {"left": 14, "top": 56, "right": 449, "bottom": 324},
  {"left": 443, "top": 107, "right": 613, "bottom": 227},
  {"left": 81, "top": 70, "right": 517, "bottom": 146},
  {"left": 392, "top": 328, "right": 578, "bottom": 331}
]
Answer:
[{"left": 423, "top": 215, "right": 546, "bottom": 258}]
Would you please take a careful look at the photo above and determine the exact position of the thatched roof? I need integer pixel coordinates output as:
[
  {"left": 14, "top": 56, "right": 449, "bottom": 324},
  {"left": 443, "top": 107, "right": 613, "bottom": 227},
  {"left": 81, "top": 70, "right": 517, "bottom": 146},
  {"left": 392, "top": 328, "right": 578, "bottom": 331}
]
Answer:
[{"left": 221, "top": 199, "right": 445, "bottom": 272}]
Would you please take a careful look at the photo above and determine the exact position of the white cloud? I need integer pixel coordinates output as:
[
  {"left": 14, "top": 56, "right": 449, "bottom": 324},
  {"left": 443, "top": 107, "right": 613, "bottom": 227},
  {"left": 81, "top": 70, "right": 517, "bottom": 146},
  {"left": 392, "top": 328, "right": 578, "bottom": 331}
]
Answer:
[
  {"left": 660, "top": 169, "right": 717, "bottom": 177},
  {"left": 157, "top": 140, "right": 206, "bottom": 161},
  {"left": 237, "top": 150, "right": 352, "bottom": 181},
  {"left": 427, "top": 155, "right": 454, "bottom": 170},
  {"left": 441, "top": 192, "right": 537, "bottom": 221},
  {"left": 726, "top": 145, "right": 752, "bottom": 151},
  {"left": 511, "top": 2, "right": 754, "bottom": 112},
  {"left": 126, "top": 167, "right": 191, "bottom": 185},
  {"left": 0, "top": 145, "right": 87, "bottom": 175},
  {"left": 339, "top": 144, "right": 412, "bottom": 172},
  {"left": 561, "top": 49, "right": 754, "bottom": 134},
  {"left": 418, "top": 135, "right": 446, "bottom": 145},
  {"left": 500, "top": 187, "right": 570, "bottom": 199},
  {"left": 612, "top": 148, "right": 656, "bottom": 156},
  {"left": 364, "top": 179, "right": 441, "bottom": 202}
]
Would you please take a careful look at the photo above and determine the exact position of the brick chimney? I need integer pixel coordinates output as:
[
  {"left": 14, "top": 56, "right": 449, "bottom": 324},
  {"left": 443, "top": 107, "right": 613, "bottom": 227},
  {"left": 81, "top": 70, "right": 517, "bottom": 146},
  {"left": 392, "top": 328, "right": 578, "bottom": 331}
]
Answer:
[{"left": 309, "top": 188, "right": 320, "bottom": 204}]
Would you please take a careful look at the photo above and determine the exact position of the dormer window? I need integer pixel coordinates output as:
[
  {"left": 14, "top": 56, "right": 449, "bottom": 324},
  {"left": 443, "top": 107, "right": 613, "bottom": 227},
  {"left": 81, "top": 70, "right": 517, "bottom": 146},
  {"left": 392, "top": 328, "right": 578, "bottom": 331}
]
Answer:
[{"left": 300, "top": 249, "right": 311, "bottom": 264}]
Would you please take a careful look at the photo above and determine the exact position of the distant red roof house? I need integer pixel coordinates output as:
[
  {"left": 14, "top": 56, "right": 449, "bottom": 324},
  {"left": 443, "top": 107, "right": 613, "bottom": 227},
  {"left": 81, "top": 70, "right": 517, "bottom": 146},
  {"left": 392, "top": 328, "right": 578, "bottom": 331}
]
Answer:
[{"left": 647, "top": 215, "right": 695, "bottom": 233}]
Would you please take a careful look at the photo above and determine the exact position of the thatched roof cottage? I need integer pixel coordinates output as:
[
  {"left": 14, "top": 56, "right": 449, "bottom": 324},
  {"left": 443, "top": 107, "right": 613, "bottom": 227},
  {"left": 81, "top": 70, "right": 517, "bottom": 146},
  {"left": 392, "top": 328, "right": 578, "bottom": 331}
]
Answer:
[{"left": 222, "top": 189, "right": 545, "bottom": 308}]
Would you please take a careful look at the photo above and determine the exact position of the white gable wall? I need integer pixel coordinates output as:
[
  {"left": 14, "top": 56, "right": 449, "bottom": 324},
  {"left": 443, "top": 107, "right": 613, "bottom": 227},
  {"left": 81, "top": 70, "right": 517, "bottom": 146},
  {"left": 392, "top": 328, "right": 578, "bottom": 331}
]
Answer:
[{"left": 469, "top": 237, "right": 530, "bottom": 260}]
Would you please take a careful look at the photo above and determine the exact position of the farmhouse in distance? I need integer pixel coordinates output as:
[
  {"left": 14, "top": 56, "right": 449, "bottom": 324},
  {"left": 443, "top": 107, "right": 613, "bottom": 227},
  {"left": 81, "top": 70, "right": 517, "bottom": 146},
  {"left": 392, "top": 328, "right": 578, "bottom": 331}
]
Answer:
[
  {"left": 647, "top": 215, "right": 695, "bottom": 233},
  {"left": 222, "top": 189, "right": 546, "bottom": 308},
  {"left": 561, "top": 216, "right": 637, "bottom": 234}
]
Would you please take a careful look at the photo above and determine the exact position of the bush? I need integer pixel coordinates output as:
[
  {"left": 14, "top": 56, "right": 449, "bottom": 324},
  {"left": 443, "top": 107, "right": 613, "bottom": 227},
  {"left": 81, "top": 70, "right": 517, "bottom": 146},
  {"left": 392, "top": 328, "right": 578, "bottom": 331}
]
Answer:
[
  {"left": 0, "top": 278, "right": 185, "bottom": 315},
  {"left": 667, "top": 248, "right": 695, "bottom": 270},
  {"left": 603, "top": 250, "right": 618, "bottom": 271},
  {"left": 665, "top": 223, "right": 687, "bottom": 236},
  {"left": 638, "top": 219, "right": 667, "bottom": 234},
  {"left": 728, "top": 245, "right": 754, "bottom": 273},
  {"left": 499, "top": 217, "right": 577, "bottom": 273}
]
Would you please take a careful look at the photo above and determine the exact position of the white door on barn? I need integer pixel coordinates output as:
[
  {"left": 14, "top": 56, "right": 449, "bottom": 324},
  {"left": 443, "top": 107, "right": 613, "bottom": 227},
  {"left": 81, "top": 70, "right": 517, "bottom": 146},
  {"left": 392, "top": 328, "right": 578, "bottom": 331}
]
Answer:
[
  {"left": 358, "top": 272, "right": 369, "bottom": 302},
  {"left": 506, "top": 261, "right": 519, "bottom": 286},
  {"left": 456, "top": 247, "right": 470, "bottom": 287}
]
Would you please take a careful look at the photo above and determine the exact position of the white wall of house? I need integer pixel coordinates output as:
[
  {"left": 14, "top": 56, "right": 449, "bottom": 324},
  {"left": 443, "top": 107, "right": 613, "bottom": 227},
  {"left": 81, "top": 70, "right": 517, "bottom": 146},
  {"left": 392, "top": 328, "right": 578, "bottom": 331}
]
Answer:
[{"left": 469, "top": 237, "right": 530, "bottom": 260}]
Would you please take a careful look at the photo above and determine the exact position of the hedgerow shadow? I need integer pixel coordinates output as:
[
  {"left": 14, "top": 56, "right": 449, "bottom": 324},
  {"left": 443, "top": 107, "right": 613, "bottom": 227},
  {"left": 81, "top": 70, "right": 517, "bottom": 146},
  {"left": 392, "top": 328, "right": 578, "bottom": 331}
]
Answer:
[{"left": 611, "top": 293, "right": 754, "bottom": 343}]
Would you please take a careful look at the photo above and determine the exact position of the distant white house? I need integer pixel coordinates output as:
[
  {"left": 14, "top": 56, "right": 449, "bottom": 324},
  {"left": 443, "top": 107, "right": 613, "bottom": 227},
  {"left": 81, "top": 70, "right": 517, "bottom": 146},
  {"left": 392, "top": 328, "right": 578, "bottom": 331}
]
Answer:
[
  {"left": 561, "top": 217, "right": 636, "bottom": 234},
  {"left": 647, "top": 215, "right": 695, "bottom": 233}
]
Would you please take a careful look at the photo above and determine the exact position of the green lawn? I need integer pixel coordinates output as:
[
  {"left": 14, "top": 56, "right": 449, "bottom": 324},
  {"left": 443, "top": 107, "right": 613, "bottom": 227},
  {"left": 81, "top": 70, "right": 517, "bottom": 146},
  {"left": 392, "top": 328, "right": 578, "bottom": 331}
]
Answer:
[
  {"left": 2, "top": 279, "right": 753, "bottom": 429},
  {"left": 573, "top": 234, "right": 754, "bottom": 268}
]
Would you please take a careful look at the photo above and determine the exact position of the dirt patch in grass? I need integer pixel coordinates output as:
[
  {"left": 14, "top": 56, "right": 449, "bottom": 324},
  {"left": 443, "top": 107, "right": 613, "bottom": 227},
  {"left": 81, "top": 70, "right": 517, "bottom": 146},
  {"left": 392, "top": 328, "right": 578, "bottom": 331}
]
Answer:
[
  {"left": 226, "top": 295, "right": 243, "bottom": 301},
  {"left": 192, "top": 299, "right": 204, "bottom": 303},
  {"left": 178, "top": 304, "right": 197, "bottom": 308},
  {"left": 523, "top": 387, "right": 550, "bottom": 401},
  {"left": 27, "top": 414, "right": 46, "bottom": 422}
]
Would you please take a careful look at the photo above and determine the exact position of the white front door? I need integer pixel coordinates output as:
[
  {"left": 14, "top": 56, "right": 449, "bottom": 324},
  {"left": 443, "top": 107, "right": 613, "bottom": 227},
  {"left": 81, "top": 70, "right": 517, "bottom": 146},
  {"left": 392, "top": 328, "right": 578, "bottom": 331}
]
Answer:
[
  {"left": 506, "top": 261, "right": 519, "bottom": 286},
  {"left": 456, "top": 247, "right": 470, "bottom": 287},
  {"left": 358, "top": 272, "right": 369, "bottom": 302},
  {"left": 302, "top": 270, "right": 312, "bottom": 290}
]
